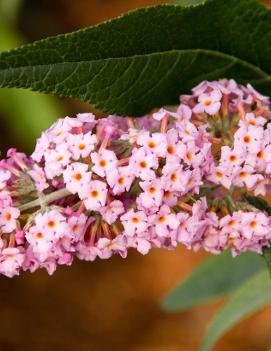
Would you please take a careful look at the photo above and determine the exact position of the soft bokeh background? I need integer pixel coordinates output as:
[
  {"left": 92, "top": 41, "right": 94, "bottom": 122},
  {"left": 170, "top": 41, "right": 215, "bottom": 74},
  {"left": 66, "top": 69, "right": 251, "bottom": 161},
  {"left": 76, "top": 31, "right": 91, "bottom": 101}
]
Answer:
[{"left": 0, "top": 1, "right": 271, "bottom": 350}]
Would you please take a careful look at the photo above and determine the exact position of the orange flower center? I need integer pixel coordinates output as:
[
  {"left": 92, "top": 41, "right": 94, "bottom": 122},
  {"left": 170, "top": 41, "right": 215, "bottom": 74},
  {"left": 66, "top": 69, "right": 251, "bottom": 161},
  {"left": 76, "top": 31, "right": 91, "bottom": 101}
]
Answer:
[
  {"left": 139, "top": 161, "right": 147, "bottom": 168},
  {"left": 148, "top": 141, "right": 156, "bottom": 148},
  {"left": 204, "top": 98, "right": 212, "bottom": 106},
  {"left": 215, "top": 171, "right": 223, "bottom": 178},
  {"left": 186, "top": 152, "right": 193, "bottom": 161},
  {"left": 149, "top": 187, "right": 156, "bottom": 194},
  {"left": 243, "top": 135, "right": 251, "bottom": 143},
  {"left": 167, "top": 145, "right": 175, "bottom": 154},
  {"left": 5, "top": 213, "right": 11, "bottom": 221},
  {"left": 118, "top": 177, "right": 125, "bottom": 185},
  {"left": 257, "top": 151, "right": 264, "bottom": 159},
  {"left": 250, "top": 220, "right": 257, "bottom": 228},
  {"left": 91, "top": 190, "right": 99, "bottom": 198},
  {"left": 73, "top": 173, "right": 82, "bottom": 181},
  {"left": 79, "top": 143, "right": 86, "bottom": 150},
  {"left": 229, "top": 155, "right": 237, "bottom": 162},
  {"left": 239, "top": 172, "right": 248, "bottom": 178},
  {"left": 131, "top": 217, "right": 139, "bottom": 223},
  {"left": 48, "top": 220, "right": 56, "bottom": 228},
  {"left": 248, "top": 120, "right": 256, "bottom": 126},
  {"left": 158, "top": 216, "right": 166, "bottom": 223},
  {"left": 72, "top": 225, "right": 78, "bottom": 233},
  {"left": 171, "top": 173, "right": 177, "bottom": 182},
  {"left": 228, "top": 220, "right": 236, "bottom": 227},
  {"left": 99, "top": 159, "right": 106, "bottom": 167}
]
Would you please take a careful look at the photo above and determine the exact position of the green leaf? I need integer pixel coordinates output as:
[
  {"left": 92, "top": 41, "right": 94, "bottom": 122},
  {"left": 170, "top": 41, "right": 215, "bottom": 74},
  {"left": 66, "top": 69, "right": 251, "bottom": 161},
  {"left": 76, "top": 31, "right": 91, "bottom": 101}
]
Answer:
[
  {"left": 242, "top": 194, "right": 271, "bottom": 215},
  {"left": 263, "top": 247, "right": 271, "bottom": 275},
  {"left": 0, "top": 0, "right": 271, "bottom": 115},
  {"left": 161, "top": 251, "right": 264, "bottom": 311},
  {"left": 201, "top": 270, "right": 271, "bottom": 351},
  {"left": 176, "top": 0, "right": 206, "bottom": 6}
]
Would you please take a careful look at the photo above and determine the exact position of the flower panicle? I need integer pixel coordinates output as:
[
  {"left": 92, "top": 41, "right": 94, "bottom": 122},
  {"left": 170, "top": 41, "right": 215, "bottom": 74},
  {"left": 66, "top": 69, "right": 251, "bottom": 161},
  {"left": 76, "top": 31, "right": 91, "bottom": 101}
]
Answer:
[{"left": 0, "top": 80, "right": 271, "bottom": 277}]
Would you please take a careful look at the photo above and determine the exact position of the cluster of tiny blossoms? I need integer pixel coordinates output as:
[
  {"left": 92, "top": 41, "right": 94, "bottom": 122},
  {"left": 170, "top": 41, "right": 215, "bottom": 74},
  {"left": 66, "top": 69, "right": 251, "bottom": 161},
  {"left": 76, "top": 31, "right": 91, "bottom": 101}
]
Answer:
[{"left": 1, "top": 79, "right": 271, "bottom": 277}]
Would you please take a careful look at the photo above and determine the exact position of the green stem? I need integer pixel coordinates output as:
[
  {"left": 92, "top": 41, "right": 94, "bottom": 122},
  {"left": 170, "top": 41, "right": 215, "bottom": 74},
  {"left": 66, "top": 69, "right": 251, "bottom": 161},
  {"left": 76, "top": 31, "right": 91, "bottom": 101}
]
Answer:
[{"left": 19, "top": 188, "right": 71, "bottom": 212}]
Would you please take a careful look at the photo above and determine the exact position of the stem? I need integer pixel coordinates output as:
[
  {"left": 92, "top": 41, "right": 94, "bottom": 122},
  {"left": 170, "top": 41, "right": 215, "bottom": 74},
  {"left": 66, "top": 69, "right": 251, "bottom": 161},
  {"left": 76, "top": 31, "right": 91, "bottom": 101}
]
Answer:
[{"left": 19, "top": 188, "right": 71, "bottom": 212}]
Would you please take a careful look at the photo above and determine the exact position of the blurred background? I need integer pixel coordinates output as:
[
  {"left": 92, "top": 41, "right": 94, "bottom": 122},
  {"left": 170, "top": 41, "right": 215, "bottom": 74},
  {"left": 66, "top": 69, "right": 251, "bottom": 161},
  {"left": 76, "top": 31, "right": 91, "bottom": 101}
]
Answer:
[{"left": 0, "top": 1, "right": 271, "bottom": 350}]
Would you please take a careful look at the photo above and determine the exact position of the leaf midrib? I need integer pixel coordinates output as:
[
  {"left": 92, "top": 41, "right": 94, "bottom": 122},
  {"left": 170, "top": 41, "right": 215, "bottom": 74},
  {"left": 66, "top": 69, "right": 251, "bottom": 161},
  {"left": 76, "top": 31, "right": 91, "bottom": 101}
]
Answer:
[{"left": 0, "top": 49, "right": 269, "bottom": 80}]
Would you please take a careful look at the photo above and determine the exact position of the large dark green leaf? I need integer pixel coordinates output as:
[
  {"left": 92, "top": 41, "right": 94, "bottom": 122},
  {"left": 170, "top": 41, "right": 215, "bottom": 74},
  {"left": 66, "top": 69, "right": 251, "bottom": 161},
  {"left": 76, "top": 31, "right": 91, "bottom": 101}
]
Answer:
[
  {"left": 201, "top": 271, "right": 271, "bottom": 351},
  {"left": 1, "top": 0, "right": 271, "bottom": 115},
  {"left": 176, "top": 0, "right": 206, "bottom": 6},
  {"left": 161, "top": 251, "right": 264, "bottom": 312}
]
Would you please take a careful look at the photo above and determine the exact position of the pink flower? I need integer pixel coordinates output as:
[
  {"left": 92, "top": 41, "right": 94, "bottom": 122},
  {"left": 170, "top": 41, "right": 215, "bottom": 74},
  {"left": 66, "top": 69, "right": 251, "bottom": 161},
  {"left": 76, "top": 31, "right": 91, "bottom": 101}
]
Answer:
[
  {"left": 0, "top": 207, "right": 20, "bottom": 233},
  {"left": 234, "top": 121, "right": 263, "bottom": 154},
  {"left": 176, "top": 104, "right": 192, "bottom": 122},
  {"left": 67, "top": 132, "right": 97, "bottom": 160},
  {"left": 121, "top": 209, "right": 148, "bottom": 236},
  {"left": 46, "top": 118, "right": 72, "bottom": 143},
  {"left": 192, "top": 80, "right": 214, "bottom": 96},
  {"left": 66, "top": 214, "right": 87, "bottom": 243},
  {"left": 91, "top": 149, "right": 117, "bottom": 177},
  {"left": 0, "top": 169, "right": 11, "bottom": 190},
  {"left": 81, "top": 180, "right": 107, "bottom": 211},
  {"left": 203, "top": 226, "right": 227, "bottom": 255},
  {"left": 31, "top": 132, "right": 51, "bottom": 162},
  {"left": 107, "top": 166, "right": 135, "bottom": 195},
  {"left": 97, "top": 236, "right": 127, "bottom": 259},
  {"left": 220, "top": 146, "right": 244, "bottom": 169},
  {"left": 63, "top": 162, "right": 91, "bottom": 195},
  {"left": 162, "top": 190, "right": 179, "bottom": 207},
  {"left": 76, "top": 243, "right": 100, "bottom": 261},
  {"left": 126, "top": 236, "right": 151, "bottom": 255},
  {"left": 137, "top": 131, "right": 167, "bottom": 157},
  {"left": 34, "top": 210, "right": 67, "bottom": 238},
  {"left": 0, "top": 191, "right": 12, "bottom": 208},
  {"left": 130, "top": 148, "right": 158, "bottom": 180},
  {"left": 240, "top": 212, "right": 269, "bottom": 240},
  {"left": 246, "top": 145, "right": 270, "bottom": 172},
  {"left": 152, "top": 108, "right": 168, "bottom": 121},
  {"left": 0, "top": 247, "right": 25, "bottom": 278},
  {"left": 193, "top": 90, "right": 222, "bottom": 115},
  {"left": 25, "top": 225, "right": 55, "bottom": 261},
  {"left": 100, "top": 200, "right": 124, "bottom": 224},
  {"left": 162, "top": 164, "right": 189, "bottom": 192},
  {"left": 137, "top": 179, "right": 164, "bottom": 210},
  {"left": 44, "top": 144, "right": 72, "bottom": 179},
  {"left": 207, "top": 166, "right": 232, "bottom": 189},
  {"left": 233, "top": 166, "right": 263, "bottom": 190},
  {"left": 245, "top": 113, "right": 267, "bottom": 126},
  {"left": 165, "top": 129, "right": 186, "bottom": 163},
  {"left": 220, "top": 213, "right": 242, "bottom": 235},
  {"left": 150, "top": 205, "right": 179, "bottom": 237},
  {"left": 76, "top": 112, "right": 96, "bottom": 124},
  {"left": 28, "top": 164, "right": 49, "bottom": 192}
]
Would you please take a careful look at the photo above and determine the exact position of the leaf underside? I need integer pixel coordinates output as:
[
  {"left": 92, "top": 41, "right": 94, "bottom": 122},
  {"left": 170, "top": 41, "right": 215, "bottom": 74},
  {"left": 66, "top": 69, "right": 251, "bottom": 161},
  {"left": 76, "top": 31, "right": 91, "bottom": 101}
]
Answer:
[
  {"left": 201, "top": 271, "right": 271, "bottom": 351},
  {"left": 161, "top": 251, "right": 264, "bottom": 312},
  {"left": 1, "top": 0, "right": 271, "bottom": 115}
]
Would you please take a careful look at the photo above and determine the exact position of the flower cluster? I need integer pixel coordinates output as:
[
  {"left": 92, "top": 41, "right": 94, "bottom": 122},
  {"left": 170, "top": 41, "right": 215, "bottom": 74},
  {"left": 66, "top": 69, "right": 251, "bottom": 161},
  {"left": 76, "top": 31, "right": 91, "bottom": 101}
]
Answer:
[{"left": 1, "top": 79, "right": 271, "bottom": 277}]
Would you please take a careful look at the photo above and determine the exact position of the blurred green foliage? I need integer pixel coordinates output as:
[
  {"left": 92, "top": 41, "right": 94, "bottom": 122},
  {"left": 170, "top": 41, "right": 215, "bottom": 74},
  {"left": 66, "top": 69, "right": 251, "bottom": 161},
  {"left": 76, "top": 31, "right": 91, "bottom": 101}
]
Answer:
[{"left": 0, "top": 0, "right": 65, "bottom": 152}]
